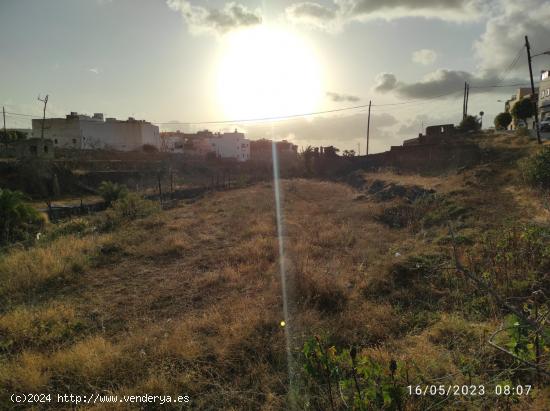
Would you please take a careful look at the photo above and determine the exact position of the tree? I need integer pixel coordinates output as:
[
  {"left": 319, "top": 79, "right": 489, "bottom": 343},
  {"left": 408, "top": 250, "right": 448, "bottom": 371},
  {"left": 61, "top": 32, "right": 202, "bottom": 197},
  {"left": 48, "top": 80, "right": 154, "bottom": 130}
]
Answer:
[
  {"left": 458, "top": 115, "right": 481, "bottom": 132},
  {"left": 0, "top": 188, "right": 43, "bottom": 245},
  {"left": 342, "top": 149, "right": 356, "bottom": 157},
  {"left": 494, "top": 112, "right": 512, "bottom": 130},
  {"left": 511, "top": 98, "right": 535, "bottom": 127},
  {"left": 303, "top": 146, "right": 314, "bottom": 173},
  {"left": 0, "top": 130, "right": 27, "bottom": 149}
]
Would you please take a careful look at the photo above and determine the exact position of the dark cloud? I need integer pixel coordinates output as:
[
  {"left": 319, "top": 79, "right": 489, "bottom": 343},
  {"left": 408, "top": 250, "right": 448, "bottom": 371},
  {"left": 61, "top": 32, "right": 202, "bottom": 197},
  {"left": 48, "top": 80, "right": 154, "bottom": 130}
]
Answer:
[
  {"left": 373, "top": 69, "right": 527, "bottom": 99},
  {"left": 167, "top": 0, "right": 262, "bottom": 35},
  {"left": 326, "top": 92, "right": 361, "bottom": 102}
]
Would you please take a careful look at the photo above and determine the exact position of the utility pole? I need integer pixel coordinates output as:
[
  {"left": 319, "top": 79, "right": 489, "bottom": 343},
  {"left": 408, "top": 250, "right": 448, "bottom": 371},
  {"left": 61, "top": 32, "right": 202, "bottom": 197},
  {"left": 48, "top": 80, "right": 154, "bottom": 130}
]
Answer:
[
  {"left": 2, "top": 106, "right": 5, "bottom": 133},
  {"left": 463, "top": 82, "right": 467, "bottom": 120},
  {"left": 525, "top": 35, "right": 542, "bottom": 144},
  {"left": 366, "top": 100, "right": 371, "bottom": 155},
  {"left": 38, "top": 94, "right": 48, "bottom": 140}
]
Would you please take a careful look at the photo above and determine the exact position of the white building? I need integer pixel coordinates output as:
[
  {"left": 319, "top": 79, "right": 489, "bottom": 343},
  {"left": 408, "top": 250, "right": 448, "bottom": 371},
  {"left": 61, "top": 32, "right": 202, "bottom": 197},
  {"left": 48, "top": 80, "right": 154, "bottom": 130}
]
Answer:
[
  {"left": 32, "top": 112, "right": 160, "bottom": 151},
  {"left": 206, "top": 130, "right": 250, "bottom": 162}
]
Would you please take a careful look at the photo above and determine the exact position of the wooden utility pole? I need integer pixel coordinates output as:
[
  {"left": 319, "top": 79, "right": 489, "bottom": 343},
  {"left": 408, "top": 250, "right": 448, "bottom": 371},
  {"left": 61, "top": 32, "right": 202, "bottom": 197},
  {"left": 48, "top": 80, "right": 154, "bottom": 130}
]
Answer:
[
  {"left": 2, "top": 106, "right": 5, "bottom": 133},
  {"left": 38, "top": 94, "right": 48, "bottom": 140},
  {"left": 525, "top": 35, "right": 542, "bottom": 144},
  {"left": 463, "top": 82, "right": 467, "bottom": 119},
  {"left": 366, "top": 100, "right": 371, "bottom": 155}
]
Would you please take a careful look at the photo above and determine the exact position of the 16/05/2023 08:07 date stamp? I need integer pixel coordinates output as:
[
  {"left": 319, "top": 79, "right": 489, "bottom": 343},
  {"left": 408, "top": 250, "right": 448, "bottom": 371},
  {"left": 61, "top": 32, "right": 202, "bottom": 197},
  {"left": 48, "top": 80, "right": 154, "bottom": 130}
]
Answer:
[{"left": 407, "top": 384, "right": 532, "bottom": 396}]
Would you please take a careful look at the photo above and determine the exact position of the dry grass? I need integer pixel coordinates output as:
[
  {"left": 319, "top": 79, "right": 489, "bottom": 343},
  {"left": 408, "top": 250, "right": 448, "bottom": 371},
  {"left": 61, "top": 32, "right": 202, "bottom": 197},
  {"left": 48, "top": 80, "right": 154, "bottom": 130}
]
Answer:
[
  {"left": 0, "top": 234, "right": 109, "bottom": 301},
  {"left": 0, "top": 302, "right": 84, "bottom": 352}
]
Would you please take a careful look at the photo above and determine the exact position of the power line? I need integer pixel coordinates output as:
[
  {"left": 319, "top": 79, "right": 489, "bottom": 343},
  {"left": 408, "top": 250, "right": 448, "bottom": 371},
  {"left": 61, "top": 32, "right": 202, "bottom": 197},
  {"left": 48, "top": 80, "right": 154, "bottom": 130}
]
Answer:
[{"left": 1, "top": 81, "right": 534, "bottom": 126}]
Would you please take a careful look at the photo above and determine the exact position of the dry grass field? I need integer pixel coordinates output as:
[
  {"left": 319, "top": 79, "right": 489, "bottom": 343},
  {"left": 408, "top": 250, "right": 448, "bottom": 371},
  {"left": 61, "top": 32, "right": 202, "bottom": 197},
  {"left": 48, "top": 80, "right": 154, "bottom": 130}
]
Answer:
[{"left": 0, "top": 133, "right": 549, "bottom": 410}]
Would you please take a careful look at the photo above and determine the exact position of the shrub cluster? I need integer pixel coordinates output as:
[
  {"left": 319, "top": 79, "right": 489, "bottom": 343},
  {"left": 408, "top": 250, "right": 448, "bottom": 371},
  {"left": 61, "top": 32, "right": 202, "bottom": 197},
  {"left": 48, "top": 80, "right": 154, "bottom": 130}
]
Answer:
[
  {"left": 520, "top": 146, "right": 550, "bottom": 188},
  {"left": 0, "top": 188, "right": 44, "bottom": 246},
  {"left": 100, "top": 193, "right": 159, "bottom": 230}
]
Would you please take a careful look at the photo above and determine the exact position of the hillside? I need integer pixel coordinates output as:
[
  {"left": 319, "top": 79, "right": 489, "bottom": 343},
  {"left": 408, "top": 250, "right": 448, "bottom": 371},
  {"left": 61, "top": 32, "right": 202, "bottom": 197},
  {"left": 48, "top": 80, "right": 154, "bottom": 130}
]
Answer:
[{"left": 0, "top": 132, "right": 549, "bottom": 410}]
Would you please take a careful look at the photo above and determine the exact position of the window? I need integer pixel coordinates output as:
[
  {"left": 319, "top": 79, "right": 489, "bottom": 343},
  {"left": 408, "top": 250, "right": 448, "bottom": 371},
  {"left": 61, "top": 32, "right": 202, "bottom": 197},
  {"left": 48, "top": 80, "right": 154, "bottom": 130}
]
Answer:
[
  {"left": 54, "top": 139, "right": 58, "bottom": 144},
  {"left": 44, "top": 145, "right": 49, "bottom": 153},
  {"left": 72, "top": 138, "right": 76, "bottom": 144}
]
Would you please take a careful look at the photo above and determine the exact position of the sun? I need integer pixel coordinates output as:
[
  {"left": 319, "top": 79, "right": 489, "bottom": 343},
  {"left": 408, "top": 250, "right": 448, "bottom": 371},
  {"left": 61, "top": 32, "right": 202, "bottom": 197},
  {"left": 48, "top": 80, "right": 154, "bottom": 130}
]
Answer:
[{"left": 216, "top": 25, "right": 323, "bottom": 120}]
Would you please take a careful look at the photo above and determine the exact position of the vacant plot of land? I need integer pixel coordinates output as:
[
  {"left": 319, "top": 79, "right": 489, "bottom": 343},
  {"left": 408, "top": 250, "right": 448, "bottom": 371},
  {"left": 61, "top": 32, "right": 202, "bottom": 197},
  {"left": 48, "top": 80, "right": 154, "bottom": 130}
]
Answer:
[{"left": 1, "top": 135, "right": 549, "bottom": 410}]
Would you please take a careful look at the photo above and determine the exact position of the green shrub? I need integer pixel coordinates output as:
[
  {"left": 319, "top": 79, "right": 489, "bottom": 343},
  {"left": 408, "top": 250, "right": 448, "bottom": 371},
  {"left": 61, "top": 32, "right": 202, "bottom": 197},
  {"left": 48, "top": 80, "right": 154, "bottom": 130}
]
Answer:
[
  {"left": 98, "top": 181, "right": 128, "bottom": 206},
  {"left": 46, "top": 218, "right": 94, "bottom": 241},
  {"left": 520, "top": 147, "right": 550, "bottom": 188},
  {"left": 101, "top": 193, "right": 159, "bottom": 230},
  {"left": 301, "top": 337, "right": 405, "bottom": 410},
  {"left": 0, "top": 189, "right": 44, "bottom": 245}
]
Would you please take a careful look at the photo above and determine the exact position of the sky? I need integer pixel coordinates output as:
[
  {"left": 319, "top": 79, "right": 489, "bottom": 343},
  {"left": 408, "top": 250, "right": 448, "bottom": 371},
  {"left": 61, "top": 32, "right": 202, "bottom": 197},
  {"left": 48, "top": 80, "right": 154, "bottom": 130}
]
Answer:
[{"left": 1, "top": 0, "right": 549, "bottom": 153}]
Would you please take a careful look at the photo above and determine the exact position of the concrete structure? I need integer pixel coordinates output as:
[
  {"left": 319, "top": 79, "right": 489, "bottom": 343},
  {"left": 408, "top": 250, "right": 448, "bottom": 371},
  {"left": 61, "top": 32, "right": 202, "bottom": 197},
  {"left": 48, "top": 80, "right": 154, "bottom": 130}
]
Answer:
[
  {"left": 2, "top": 138, "right": 55, "bottom": 159},
  {"left": 539, "top": 70, "right": 550, "bottom": 121},
  {"left": 505, "top": 88, "right": 538, "bottom": 129},
  {"left": 403, "top": 124, "right": 456, "bottom": 146},
  {"left": 32, "top": 112, "right": 160, "bottom": 151}
]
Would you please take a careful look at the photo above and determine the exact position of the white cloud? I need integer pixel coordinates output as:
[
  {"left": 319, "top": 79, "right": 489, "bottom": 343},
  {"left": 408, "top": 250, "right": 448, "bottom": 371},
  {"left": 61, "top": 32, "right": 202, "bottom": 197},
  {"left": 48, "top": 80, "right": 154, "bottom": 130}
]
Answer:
[
  {"left": 326, "top": 91, "right": 361, "bottom": 102},
  {"left": 285, "top": 0, "right": 488, "bottom": 31},
  {"left": 373, "top": 73, "right": 398, "bottom": 92},
  {"left": 88, "top": 68, "right": 100, "bottom": 74},
  {"left": 236, "top": 112, "right": 400, "bottom": 152},
  {"left": 166, "top": 0, "right": 262, "bottom": 36},
  {"left": 412, "top": 49, "right": 437, "bottom": 65},
  {"left": 473, "top": 0, "right": 550, "bottom": 75},
  {"left": 286, "top": 2, "right": 341, "bottom": 31}
]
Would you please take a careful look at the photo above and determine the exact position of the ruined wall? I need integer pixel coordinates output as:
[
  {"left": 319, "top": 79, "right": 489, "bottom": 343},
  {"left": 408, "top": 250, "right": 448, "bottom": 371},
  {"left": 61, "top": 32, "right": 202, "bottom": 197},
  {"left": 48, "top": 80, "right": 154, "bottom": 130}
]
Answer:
[{"left": 352, "top": 143, "right": 483, "bottom": 173}]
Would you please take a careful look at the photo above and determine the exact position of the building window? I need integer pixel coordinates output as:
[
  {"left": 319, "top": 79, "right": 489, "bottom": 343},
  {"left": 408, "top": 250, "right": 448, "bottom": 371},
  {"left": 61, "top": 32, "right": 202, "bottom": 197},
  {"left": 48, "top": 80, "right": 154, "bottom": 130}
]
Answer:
[
  {"left": 54, "top": 139, "right": 58, "bottom": 144},
  {"left": 44, "top": 145, "right": 49, "bottom": 153},
  {"left": 72, "top": 138, "right": 76, "bottom": 144}
]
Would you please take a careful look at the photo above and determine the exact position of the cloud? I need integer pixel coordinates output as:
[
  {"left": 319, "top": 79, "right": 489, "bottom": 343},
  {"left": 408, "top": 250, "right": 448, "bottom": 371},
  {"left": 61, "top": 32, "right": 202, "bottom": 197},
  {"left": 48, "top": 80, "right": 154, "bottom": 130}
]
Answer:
[
  {"left": 234, "top": 111, "right": 400, "bottom": 153},
  {"left": 166, "top": 0, "right": 262, "bottom": 36},
  {"left": 88, "top": 68, "right": 100, "bottom": 74},
  {"left": 285, "top": 0, "right": 487, "bottom": 31},
  {"left": 337, "top": 0, "right": 487, "bottom": 22},
  {"left": 373, "top": 73, "right": 398, "bottom": 93},
  {"left": 373, "top": 68, "right": 526, "bottom": 99},
  {"left": 286, "top": 2, "right": 337, "bottom": 25},
  {"left": 326, "top": 91, "right": 361, "bottom": 102},
  {"left": 412, "top": 49, "right": 437, "bottom": 65},
  {"left": 473, "top": 0, "right": 550, "bottom": 74}
]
